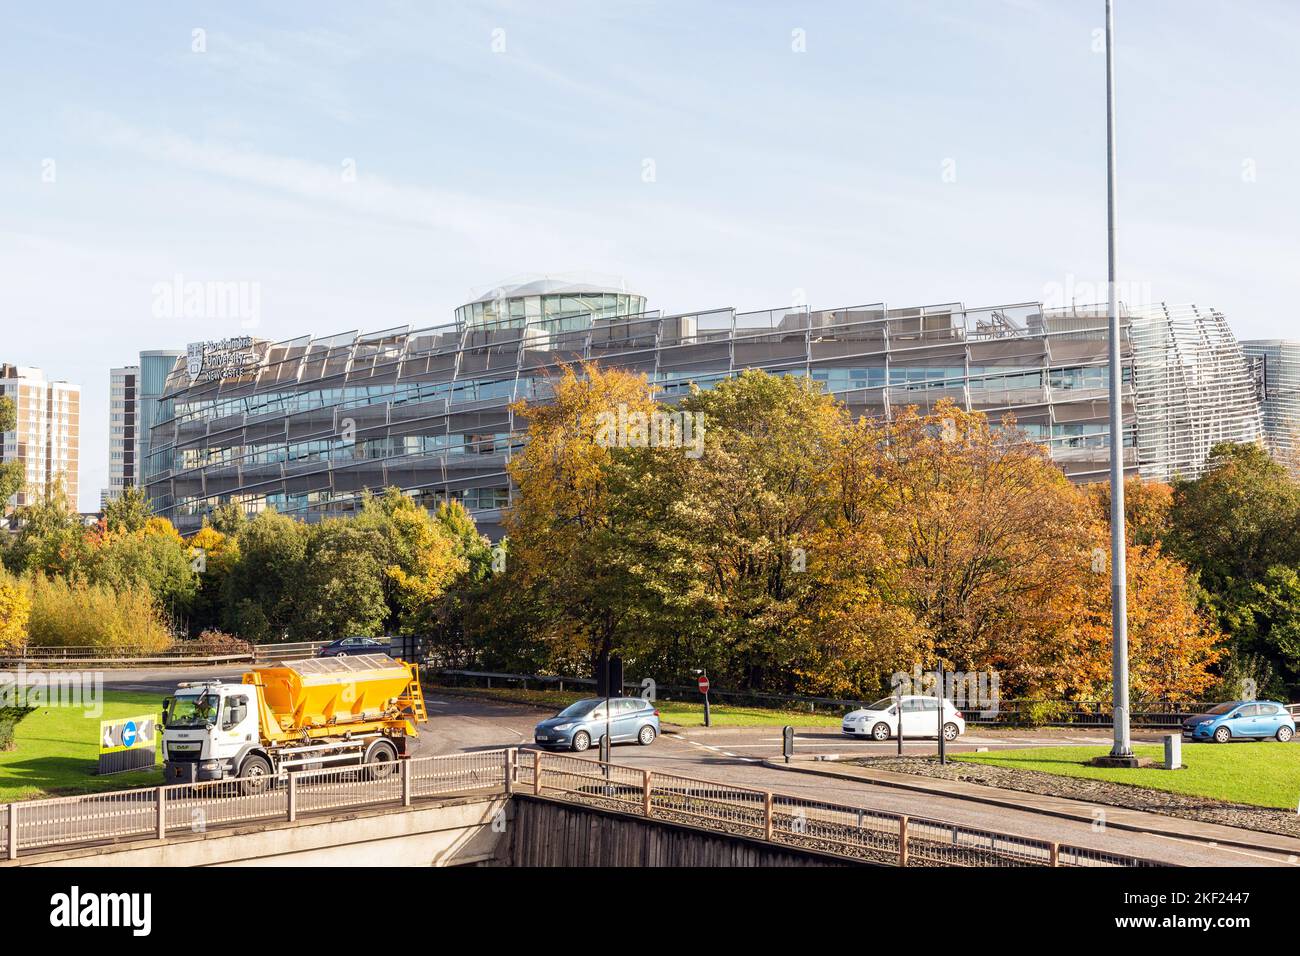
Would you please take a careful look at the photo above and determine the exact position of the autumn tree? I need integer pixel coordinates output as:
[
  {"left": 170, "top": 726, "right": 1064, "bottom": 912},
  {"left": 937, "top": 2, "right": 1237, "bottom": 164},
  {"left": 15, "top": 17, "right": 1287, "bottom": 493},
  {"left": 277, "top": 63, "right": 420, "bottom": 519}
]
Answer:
[
  {"left": 505, "top": 362, "right": 662, "bottom": 669},
  {"left": 871, "top": 399, "right": 1094, "bottom": 690}
]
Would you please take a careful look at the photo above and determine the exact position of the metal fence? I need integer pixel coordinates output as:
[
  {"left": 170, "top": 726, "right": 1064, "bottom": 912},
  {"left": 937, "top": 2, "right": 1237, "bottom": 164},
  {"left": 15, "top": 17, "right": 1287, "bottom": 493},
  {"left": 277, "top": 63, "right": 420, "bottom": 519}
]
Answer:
[
  {"left": 2, "top": 749, "right": 1165, "bottom": 867},
  {"left": 0, "top": 645, "right": 254, "bottom": 666},
  {"left": 432, "top": 669, "right": 1230, "bottom": 729}
]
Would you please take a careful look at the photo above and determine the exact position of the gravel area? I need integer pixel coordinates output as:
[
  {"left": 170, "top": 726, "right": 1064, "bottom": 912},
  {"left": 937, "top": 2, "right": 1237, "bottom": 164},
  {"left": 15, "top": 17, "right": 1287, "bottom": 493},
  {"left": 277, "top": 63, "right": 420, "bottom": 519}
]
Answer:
[{"left": 851, "top": 755, "right": 1300, "bottom": 839}]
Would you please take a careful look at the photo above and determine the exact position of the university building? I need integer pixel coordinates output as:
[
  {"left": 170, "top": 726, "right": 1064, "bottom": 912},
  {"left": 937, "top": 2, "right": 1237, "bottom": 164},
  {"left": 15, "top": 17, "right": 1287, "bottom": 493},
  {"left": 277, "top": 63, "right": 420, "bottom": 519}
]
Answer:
[{"left": 140, "top": 280, "right": 1264, "bottom": 536}]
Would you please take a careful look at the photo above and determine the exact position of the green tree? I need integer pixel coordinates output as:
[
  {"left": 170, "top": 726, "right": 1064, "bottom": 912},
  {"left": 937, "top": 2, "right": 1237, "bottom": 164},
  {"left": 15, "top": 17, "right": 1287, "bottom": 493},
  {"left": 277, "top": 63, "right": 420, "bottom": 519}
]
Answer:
[
  {"left": 294, "top": 521, "right": 389, "bottom": 639},
  {"left": 2, "top": 479, "right": 89, "bottom": 578},
  {"left": 101, "top": 486, "right": 151, "bottom": 534},
  {"left": 220, "top": 510, "right": 309, "bottom": 641}
]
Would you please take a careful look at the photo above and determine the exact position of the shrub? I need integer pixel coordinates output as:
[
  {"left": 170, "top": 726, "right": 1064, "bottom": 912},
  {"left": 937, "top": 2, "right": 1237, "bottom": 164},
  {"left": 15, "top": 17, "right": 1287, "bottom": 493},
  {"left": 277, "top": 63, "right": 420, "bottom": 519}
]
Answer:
[
  {"left": 0, "top": 569, "right": 29, "bottom": 652},
  {"left": 188, "top": 629, "right": 253, "bottom": 657},
  {"left": 0, "top": 706, "right": 35, "bottom": 751},
  {"left": 26, "top": 575, "right": 171, "bottom": 653}
]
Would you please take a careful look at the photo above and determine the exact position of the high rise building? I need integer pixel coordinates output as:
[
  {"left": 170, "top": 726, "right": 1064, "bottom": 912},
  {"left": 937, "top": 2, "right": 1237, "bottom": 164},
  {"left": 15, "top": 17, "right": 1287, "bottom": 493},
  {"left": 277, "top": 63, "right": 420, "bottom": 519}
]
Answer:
[
  {"left": 102, "top": 365, "right": 138, "bottom": 508},
  {"left": 1240, "top": 339, "right": 1300, "bottom": 461},
  {"left": 1, "top": 364, "right": 80, "bottom": 512},
  {"left": 141, "top": 280, "right": 1265, "bottom": 537}
]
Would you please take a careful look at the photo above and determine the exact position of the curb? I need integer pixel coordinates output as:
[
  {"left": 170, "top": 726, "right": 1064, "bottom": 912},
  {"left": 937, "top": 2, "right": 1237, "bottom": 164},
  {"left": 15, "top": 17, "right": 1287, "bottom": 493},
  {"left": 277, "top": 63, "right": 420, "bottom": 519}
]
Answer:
[{"left": 761, "top": 758, "right": 1300, "bottom": 858}]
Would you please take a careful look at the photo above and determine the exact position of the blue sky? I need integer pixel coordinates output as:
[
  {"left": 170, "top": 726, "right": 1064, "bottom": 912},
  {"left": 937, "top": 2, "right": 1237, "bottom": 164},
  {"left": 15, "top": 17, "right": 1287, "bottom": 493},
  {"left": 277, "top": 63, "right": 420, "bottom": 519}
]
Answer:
[{"left": 3, "top": 0, "right": 1298, "bottom": 509}]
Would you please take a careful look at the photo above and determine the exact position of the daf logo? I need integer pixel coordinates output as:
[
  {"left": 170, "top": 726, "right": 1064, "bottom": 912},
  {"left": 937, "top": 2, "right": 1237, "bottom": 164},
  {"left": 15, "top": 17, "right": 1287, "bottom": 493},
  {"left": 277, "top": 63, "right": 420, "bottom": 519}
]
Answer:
[{"left": 187, "top": 342, "right": 205, "bottom": 380}]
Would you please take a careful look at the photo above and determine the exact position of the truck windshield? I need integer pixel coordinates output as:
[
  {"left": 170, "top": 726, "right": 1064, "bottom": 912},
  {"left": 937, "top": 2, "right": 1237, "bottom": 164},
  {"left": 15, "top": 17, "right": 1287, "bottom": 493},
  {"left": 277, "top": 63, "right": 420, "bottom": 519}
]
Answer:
[{"left": 165, "top": 693, "right": 220, "bottom": 728}]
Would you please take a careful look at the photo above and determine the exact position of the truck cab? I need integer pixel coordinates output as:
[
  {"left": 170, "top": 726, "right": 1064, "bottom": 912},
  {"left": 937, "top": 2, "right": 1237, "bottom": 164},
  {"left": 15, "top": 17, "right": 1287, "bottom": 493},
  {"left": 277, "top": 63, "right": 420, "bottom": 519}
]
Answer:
[{"left": 162, "top": 681, "right": 262, "bottom": 783}]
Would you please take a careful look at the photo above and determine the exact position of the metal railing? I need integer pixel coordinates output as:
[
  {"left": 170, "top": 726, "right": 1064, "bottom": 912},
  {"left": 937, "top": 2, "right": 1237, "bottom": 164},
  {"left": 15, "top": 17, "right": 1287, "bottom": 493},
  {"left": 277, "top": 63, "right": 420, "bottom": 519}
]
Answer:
[
  {"left": 2, "top": 749, "right": 1165, "bottom": 867},
  {"left": 0, "top": 644, "right": 254, "bottom": 665}
]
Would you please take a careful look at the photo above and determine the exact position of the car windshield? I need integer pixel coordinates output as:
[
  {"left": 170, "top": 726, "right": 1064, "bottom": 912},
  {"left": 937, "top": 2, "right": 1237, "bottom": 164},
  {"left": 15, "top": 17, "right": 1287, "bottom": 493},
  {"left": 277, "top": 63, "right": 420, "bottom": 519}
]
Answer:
[
  {"left": 555, "top": 700, "right": 599, "bottom": 719},
  {"left": 165, "top": 692, "right": 219, "bottom": 728},
  {"left": 1206, "top": 702, "right": 1239, "bottom": 715},
  {"left": 866, "top": 697, "right": 896, "bottom": 711}
]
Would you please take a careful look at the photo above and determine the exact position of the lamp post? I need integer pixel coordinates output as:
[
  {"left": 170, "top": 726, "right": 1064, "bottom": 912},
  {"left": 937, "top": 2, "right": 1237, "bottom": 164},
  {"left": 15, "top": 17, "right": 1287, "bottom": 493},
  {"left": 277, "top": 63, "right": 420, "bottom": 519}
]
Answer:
[{"left": 1105, "top": 0, "right": 1134, "bottom": 760}]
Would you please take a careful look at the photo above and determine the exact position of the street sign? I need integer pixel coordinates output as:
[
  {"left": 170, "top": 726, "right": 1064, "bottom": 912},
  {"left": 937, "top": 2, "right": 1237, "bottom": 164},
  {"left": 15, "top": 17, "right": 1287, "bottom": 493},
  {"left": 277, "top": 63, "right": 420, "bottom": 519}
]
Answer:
[
  {"left": 98, "top": 713, "right": 159, "bottom": 775},
  {"left": 697, "top": 675, "right": 710, "bottom": 694}
]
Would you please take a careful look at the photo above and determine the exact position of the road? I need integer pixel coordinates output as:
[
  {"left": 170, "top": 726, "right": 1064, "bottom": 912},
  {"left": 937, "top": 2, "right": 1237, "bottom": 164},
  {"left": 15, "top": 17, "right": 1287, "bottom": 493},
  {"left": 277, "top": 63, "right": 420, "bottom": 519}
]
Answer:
[{"left": 48, "top": 667, "right": 1300, "bottom": 867}]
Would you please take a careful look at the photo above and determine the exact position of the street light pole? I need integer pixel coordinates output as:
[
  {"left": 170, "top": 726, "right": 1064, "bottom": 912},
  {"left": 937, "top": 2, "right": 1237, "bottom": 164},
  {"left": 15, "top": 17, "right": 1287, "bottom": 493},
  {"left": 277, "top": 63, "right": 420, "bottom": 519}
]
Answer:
[{"left": 1105, "top": 0, "right": 1133, "bottom": 759}]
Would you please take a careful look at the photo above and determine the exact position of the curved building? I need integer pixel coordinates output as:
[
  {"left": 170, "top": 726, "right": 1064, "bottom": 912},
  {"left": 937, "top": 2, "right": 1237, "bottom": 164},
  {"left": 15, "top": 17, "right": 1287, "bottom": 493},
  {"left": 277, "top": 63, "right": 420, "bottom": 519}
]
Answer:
[
  {"left": 1240, "top": 339, "right": 1300, "bottom": 461},
  {"left": 142, "top": 284, "right": 1264, "bottom": 535}
]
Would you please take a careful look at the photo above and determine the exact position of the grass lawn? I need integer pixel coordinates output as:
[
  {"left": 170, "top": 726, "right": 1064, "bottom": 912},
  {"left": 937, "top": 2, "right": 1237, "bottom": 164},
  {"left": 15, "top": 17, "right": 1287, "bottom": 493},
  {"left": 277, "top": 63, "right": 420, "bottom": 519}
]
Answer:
[
  {"left": 425, "top": 683, "right": 844, "bottom": 728},
  {"left": 0, "top": 690, "right": 164, "bottom": 802},
  {"left": 953, "top": 743, "right": 1300, "bottom": 810}
]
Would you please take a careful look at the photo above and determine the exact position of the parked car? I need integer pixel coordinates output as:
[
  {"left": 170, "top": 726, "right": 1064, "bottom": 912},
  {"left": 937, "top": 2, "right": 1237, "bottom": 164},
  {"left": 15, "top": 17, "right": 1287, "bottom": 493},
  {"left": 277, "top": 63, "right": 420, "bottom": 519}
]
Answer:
[
  {"left": 842, "top": 695, "right": 966, "bottom": 742},
  {"left": 316, "top": 636, "right": 391, "bottom": 658},
  {"left": 1182, "top": 701, "right": 1295, "bottom": 743},
  {"left": 534, "top": 697, "right": 660, "bottom": 752}
]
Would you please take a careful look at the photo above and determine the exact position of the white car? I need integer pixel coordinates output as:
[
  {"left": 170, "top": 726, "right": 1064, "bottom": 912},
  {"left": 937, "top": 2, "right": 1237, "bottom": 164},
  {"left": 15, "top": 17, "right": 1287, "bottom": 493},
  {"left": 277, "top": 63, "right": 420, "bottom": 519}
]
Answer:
[{"left": 842, "top": 695, "right": 966, "bottom": 742}]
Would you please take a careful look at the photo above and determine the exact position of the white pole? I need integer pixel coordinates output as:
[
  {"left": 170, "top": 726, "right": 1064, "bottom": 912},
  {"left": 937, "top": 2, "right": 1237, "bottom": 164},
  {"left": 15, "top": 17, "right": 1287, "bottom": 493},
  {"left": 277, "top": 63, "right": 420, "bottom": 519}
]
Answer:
[{"left": 1106, "top": 0, "right": 1132, "bottom": 758}]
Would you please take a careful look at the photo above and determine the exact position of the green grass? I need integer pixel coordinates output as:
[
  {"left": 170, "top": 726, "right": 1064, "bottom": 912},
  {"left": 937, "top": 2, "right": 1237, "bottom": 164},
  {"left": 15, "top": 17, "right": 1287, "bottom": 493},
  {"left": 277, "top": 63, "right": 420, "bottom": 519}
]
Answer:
[
  {"left": 953, "top": 743, "right": 1300, "bottom": 810},
  {"left": 426, "top": 684, "right": 844, "bottom": 727},
  {"left": 0, "top": 691, "right": 164, "bottom": 801}
]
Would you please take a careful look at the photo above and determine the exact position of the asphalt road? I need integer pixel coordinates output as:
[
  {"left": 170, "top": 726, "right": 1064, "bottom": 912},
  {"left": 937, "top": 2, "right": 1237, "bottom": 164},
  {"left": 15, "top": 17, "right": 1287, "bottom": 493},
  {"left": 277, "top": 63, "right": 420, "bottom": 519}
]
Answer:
[{"left": 46, "top": 667, "right": 1300, "bottom": 867}]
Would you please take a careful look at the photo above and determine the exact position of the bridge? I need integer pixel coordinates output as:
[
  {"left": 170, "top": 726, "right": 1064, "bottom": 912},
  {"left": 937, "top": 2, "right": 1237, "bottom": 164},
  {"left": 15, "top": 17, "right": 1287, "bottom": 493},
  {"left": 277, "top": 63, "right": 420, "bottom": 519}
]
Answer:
[{"left": 1, "top": 750, "right": 1160, "bottom": 868}]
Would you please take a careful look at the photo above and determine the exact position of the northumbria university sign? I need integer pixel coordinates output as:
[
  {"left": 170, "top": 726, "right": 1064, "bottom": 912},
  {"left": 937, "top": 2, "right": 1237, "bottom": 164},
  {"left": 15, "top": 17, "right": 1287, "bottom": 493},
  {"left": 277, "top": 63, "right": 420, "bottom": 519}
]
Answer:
[{"left": 187, "top": 336, "right": 258, "bottom": 384}]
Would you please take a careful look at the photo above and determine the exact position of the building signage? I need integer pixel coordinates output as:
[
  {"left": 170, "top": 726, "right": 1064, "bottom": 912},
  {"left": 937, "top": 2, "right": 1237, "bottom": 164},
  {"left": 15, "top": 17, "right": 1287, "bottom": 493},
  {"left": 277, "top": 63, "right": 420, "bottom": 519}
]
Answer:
[{"left": 186, "top": 336, "right": 258, "bottom": 383}]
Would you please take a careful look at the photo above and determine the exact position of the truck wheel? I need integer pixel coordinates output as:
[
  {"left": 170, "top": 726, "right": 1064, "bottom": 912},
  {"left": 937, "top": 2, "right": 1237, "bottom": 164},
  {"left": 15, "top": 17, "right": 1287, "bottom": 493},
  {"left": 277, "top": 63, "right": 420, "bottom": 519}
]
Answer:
[
  {"left": 363, "top": 739, "right": 399, "bottom": 779},
  {"left": 239, "top": 755, "right": 274, "bottom": 796}
]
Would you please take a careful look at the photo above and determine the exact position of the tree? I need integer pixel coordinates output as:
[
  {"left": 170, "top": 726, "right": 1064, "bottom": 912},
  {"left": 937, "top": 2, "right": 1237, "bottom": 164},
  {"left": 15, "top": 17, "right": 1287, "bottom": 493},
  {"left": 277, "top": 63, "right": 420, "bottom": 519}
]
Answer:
[
  {"left": 354, "top": 489, "right": 465, "bottom": 634},
  {"left": 294, "top": 521, "right": 389, "bottom": 639},
  {"left": 0, "top": 569, "right": 30, "bottom": 652},
  {"left": 872, "top": 400, "right": 1094, "bottom": 687},
  {"left": 505, "top": 362, "right": 662, "bottom": 669},
  {"left": 86, "top": 518, "right": 197, "bottom": 620},
  {"left": 220, "top": 510, "right": 309, "bottom": 641},
  {"left": 2, "top": 479, "right": 89, "bottom": 578},
  {"left": 102, "top": 487, "right": 151, "bottom": 534}
]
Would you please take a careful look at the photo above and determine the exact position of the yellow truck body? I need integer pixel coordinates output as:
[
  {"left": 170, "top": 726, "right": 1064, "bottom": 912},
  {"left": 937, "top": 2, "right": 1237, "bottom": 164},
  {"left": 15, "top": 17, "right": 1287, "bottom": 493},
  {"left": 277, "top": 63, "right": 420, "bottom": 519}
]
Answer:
[{"left": 243, "top": 654, "right": 422, "bottom": 742}]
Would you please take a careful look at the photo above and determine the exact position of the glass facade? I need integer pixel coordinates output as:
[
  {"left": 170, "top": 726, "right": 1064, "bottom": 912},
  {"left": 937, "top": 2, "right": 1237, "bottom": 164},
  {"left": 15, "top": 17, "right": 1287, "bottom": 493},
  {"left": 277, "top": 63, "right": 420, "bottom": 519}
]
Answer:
[{"left": 143, "top": 289, "right": 1264, "bottom": 536}]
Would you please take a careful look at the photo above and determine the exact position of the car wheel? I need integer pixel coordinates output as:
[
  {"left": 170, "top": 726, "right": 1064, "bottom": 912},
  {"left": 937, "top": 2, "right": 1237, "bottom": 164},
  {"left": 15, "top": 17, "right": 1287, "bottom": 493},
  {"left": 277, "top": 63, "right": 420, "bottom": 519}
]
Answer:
[
  {"left": 871, "top": 722, "right": 890, "bottom": 741},
  {"left": 637, "top": 724, "right": 657, "bottom": 746},
  {"left": 942, "top": 722, "right": 960, "bottom": 742},
  {"left": 571, "top": 731, "right": 591, "bottom": 753},
  {"left": 1277, "top": 726, "right": 1294, "bottom": 743},
  {"left": 1213, "top": 725, "right": 1232, "bottom": 743}
]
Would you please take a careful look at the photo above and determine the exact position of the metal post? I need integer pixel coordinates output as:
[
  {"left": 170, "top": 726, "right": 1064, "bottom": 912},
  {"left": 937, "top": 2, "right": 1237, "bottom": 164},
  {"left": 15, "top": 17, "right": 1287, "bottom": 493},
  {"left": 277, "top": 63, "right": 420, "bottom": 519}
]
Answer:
[
  {"left": 898, "top": 815, "right": 909, "bottom": 867},
  {"left": 533, "top": 750, "right": 542, "bottom": 795},
  {"left": 6, "top": 803, "right": 16, "bottom": 860},
  {"left": 1050, "top": 842, "right": 1060, "bottom": 867},
  {"left": 156, "top": 787, "right": 167, "bottom": 840},
  {"left": 896, "top": 685, "right": 904, "bottom": 755},
  {"left": 288, "top": 772, "right": 298, "bottom": 822},
  {"left": 504, "top": 749, "right": 515, "bottom": 796},
  {"left": 642, "top": 770, "right": 652, "bottom": 817},
  {"left": 764, "top": 792, "right": 774, "bottom": 841},
  {"left": 937, "top": 664, "right": 947, "bottom": 765},
  {"left": 401, "top": 759, "right": 412, "bottom": 807},
  {"left": 1105, "top": 0, "right": 1133, "bottom": 758}
]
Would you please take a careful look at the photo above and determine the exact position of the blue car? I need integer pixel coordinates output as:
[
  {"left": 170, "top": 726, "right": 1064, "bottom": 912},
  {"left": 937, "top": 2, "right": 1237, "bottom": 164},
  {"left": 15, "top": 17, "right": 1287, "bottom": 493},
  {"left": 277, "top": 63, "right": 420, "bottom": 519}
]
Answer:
[
  {"left": 1183, "top": 700, "right": 1295, "bottom": 743},
  {"left": 534, "top": 697, "right": 660, "bottom": 752}
]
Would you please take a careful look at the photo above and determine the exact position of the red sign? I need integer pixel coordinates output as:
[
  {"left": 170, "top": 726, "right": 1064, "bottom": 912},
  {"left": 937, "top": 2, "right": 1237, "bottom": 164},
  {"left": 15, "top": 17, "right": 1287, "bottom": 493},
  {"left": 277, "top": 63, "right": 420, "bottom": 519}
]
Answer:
[{"left": 697, "top": 676, "right": 710, "bottom": 694}]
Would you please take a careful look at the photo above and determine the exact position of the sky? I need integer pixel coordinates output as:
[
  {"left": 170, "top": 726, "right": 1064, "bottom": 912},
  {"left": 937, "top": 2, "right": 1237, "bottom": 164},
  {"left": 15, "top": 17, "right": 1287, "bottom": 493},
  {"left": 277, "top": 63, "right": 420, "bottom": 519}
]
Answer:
[{"left": 2, "top": 0, "right": 1298, "bottom": 510}]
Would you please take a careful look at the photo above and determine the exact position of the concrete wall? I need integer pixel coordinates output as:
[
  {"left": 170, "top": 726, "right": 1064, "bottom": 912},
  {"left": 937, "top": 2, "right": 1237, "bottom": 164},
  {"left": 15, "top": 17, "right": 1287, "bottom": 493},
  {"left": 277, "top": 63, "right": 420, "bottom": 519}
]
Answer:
[{"left": 506, "top": 796, "right": 872, "bottom": 867}]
